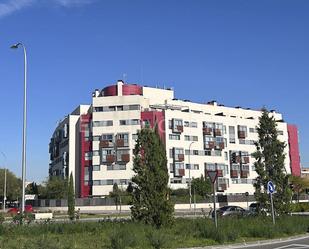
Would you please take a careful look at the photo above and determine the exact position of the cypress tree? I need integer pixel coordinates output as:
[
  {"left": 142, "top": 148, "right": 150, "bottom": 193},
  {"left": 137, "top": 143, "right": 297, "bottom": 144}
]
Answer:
[
  {"left": 253, "top": 108, "right": 292, "bottom": 215},
  {"left": 131, "top": 128, "right": 174, "bottom": 228},
  {"left": 67, "top": 173, "right": 75, "bottom": 220}
]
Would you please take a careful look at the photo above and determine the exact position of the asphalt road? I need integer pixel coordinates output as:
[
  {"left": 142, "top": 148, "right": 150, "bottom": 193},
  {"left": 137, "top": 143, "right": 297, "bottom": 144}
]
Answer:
[{"left": 198, "top": 235, "right": 309, "bottom": 249}]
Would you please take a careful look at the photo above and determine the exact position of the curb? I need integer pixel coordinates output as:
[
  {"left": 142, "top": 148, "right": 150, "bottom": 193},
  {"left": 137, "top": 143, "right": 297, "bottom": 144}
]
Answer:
[{"left": 180, "top": 233, "right": 309, "bottom": 249}]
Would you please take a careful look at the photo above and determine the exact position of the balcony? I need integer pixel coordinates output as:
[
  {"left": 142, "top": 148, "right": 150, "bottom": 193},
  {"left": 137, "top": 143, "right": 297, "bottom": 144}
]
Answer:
[
  {"left": 121, "top": 154, "right": 130, "bottom": 162},
  {"left": 100, "top": 140, "right": 113, "bottom": 148},
  {"left": 218, "top": 142, "right": 225, "bottom": 150},
  {"left": 243, "top": 156, "right": 250, "bottom": 164},
  {"left": 205, "top": 141, "right": 215, "bottom": 149},
  {"left": 106, "top": 154, "right": 115, "bottom": 163},
  {"left": 218, "top": 184, "right": 227, "bottom": 191},
  {"left": 177, "top": 169, "right": 185, "bottom": 176},
  {"left": 173, "top": 125, "right": 183, "bottom": 133},
  {"left": 230, "top": 170, "right": 238, "bottom": 178},
  {"left": 241, "top": 171, "right": 248, "bottom": 178},
  {"left": 176, "top": 154, "right": 185, "bottom": 162},
  {"left": 203, "top": 127, "right": 212, "bottom": 135},
  {"left": 116, "top": 139, "right": 125, "bottom": 147},
  {"left": 238, "top": 131, "right": 246, "bottom": 139},
  {"left": 214, "top": 129, "right": 222, "bottom": 137},
  {"left": 217, "top": 169, "right": 223, "bottom": 177}
]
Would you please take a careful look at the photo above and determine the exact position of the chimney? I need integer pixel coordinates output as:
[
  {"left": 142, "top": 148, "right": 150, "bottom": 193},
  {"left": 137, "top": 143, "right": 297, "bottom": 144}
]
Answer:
[{"left": 117, "top": 80, "right": 124, "bottom": 96}]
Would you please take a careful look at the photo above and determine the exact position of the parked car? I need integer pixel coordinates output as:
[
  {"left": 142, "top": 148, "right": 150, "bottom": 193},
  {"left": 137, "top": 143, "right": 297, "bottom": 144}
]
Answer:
[
  {"left": 212, "top": 205, "right": 247, "bottom": 218},
  {"left": 7, "top": 205, "right": 33, "bottom": 214}
]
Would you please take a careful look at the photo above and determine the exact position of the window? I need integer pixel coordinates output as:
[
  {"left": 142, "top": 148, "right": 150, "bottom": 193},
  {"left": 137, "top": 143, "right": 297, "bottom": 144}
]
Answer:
[
  {"left": 169, "top": 163, "right": 174, "bottom": 173},
  {"left": 174, "top": 162, "right": 184, "bottom": 176},
  {"left": 116, "top": 149, "right": 130, "bottom": 162},
  {"left": 186, "top": 164, "right": 199, "bottom": 170},
  {"left": 93, "top": 165, "right": 100, "bottom": 171},
  {"left": 278, "top": 130, "right": 284, "bottom": 135},
  {"left": 119, "top": 119, "right": 140, "bottom": 126},
  {"left": 93, "top": 180, "right": 101, "bottom": 186},
  {"left": 224, "top": 152, "right": 228, "bottom": 161},
  {"left": 101, "top": 134, "right": 113, "bottom": 142},
  {"left": 93, "top": 120, "right": 113, "bottom": 127},
  {"left": 249, "top": 127, "right": 257, "bottom": 133},
  {"left": 174, "top": 148, "right": 184, "bottom": 157},
  {"left": 169, "top": 134, "right": 180, "bottom": 140},
  {"left": 117, "top": 133, "right": 129, "bottom": 144},
  {"left": 63, "top": 124, "right": 68, "bottom": 138},
  {"left": 191, "top": 122, "right": 198, "bottom": 128},
  {"left": 84, "top": 152, "right": 92, "bottom": 161},
  {"left": 100, "top": 149, "right": 113, "bottom": 163},
  {"left": 184, "top": 135, "right": 198, "bottom": 141},
  {"left": 129, "top": 105, "right": 140, "bottom": 110},
  {"left": 229, "top": 126, "right": 235, "bottom": 144},
  {"left": 107, "top": 164, "right": 126, "bottom": 170},
  {"left": 132, "top": 134, "right": 138, "bottom": 141}
]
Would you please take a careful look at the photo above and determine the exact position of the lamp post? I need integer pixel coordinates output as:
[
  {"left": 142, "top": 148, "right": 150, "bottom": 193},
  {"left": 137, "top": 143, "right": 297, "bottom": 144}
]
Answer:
[
  {"left": 1, "top": 152, "right": 7, "bottom": 211},
  {"left": 188, "top": 141, "right": 195, "bottom": 211},
  {"left": 11, "top": 43, "right": 27, "bottom": 215}
]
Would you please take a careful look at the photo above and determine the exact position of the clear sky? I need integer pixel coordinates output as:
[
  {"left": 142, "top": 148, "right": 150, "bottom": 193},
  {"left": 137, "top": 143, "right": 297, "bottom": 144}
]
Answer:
[{"left": 0, "top": 0, "right": 308, "bottom": 182}]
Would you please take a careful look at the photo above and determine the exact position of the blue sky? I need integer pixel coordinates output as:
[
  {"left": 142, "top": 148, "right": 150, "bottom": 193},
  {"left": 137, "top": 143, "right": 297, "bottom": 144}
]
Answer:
[{"left": 0, "top": 0, "right": 308, "bottom": 182}]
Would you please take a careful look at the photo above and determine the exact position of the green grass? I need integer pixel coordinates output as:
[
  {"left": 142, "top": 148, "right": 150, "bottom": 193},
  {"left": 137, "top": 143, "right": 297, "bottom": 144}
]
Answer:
[{"left": 0, "top": 216, "right": 308, "bottom": 249}]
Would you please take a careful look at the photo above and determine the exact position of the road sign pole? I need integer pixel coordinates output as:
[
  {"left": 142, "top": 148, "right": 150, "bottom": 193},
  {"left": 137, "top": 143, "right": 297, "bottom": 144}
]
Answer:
[
  {"left": 213, "top": 182, "right": 217, "bottom": 229},
  {"left": 270, "top": 193, "right": 275, "bottom": 225}
]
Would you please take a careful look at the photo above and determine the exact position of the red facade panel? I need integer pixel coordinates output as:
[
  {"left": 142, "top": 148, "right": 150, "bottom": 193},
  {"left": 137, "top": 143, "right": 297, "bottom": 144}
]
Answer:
[
  {"left": 287, "top": 124, "right": 301, "bottom": 176},
  {"left": 122, "top": 84, "right": 142, "bottom": 96},
  {"left": 80, "top": 114, "right": 92, "bottom": 197},
  {"left": 102, "top": 85, "right": 117, "bottom": 96},
  {"left": 141, "top": 111, "right": 165, "bottom": 143}
]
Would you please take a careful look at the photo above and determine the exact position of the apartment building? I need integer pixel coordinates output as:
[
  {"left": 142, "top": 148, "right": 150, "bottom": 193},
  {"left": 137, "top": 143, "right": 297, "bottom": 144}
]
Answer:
[{"left": 49, "top": 80, "right": 301, "bottom": 197}]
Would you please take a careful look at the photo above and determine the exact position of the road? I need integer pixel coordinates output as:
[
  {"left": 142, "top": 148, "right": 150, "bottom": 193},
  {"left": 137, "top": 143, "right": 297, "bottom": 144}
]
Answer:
[{"left": 198, "top": 235, "right": 309, "bottom": 249}]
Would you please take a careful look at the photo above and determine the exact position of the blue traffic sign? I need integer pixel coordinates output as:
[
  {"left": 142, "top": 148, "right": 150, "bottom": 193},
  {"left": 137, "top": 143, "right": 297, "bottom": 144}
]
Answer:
[{"left": 267, "top": 181, "right": 275, "bottom": 194}]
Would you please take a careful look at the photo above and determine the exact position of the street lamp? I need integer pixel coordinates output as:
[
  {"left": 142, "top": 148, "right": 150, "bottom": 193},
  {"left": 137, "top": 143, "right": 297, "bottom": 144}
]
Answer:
[
  {"left": 11, "top": 43, "right": 28, "bottom": 215},
  {"left": 1, "top": 151, "right": 7, "bottom": 211},
  {"left": 188, "top": 141, "right": 195, "bottom": 211}
]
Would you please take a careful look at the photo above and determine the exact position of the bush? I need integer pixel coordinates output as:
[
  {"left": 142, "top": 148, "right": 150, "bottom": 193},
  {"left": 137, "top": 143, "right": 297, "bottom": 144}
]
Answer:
[
  {"left": 146, "top": 229, "right": 169, "bottom": 249},
  {"left": 109, "top": 227, "right": 138, "bottom": 249},
  {"left": 0, "top": 213, "right": 4, "bottom": 224},
  {"left": 291, "top": 202, "right": 309, "bottom": 212}
]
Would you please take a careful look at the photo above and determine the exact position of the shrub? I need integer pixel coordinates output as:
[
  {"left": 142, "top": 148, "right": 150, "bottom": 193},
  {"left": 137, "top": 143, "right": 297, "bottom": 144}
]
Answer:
[{"left": 146, "top": 229, "right": 169, "bottom": 249}]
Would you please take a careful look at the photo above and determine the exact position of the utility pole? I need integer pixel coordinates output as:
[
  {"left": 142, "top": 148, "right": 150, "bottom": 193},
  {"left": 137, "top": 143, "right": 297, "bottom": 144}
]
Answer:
[{"left": 1, "top": 151, "right": 7, "bottom": 211}]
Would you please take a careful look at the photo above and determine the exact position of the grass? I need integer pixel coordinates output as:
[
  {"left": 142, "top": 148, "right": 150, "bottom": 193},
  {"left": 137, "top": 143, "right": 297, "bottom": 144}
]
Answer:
[{"left": 0, "top": 216, "right": 308, "bottom": 249}]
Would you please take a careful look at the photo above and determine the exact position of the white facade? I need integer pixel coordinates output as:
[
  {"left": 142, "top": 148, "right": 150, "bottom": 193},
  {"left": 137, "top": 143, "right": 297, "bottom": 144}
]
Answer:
[{"left": 49, "top": 80, "right": 294, "bottom": 197}]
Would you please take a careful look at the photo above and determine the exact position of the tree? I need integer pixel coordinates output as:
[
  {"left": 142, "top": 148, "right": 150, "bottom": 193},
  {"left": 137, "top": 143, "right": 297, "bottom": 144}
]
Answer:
[
  {"left": 26, "top": 182, "right": 39, "bottom": 195},
  {"left": 110, "top": 183, "right": 120, "bottom": 209},
  {"left": 0, "top": 168, "right": 22, "bottom": 201},
  {"left": 40, "top": 176, "right": 67, "bottom": 199},
  {"left": 131, "top": 128, "right": 174, "bottom": 228},
  {"left": 289, "top": 176, "right": 309, "bottom": 202},
  {"left": 67, "top": 173, "right": 75, "bottom": 220},
  {"left": 253, "top": 108, "right": 292, "bottom": 215},
  {"left": 191, "top": 175, "right": 212, "bottom": 197}
]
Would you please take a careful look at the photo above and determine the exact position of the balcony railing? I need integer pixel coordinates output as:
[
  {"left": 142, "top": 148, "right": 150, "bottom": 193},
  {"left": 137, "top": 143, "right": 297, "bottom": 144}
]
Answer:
[
  {"left": 176, "top": 154, "right": 185, "bottom": 162},
  {"left": 105, "top": 154, "right": 115, "bottom": 163},
  {"left": 238, "top": 131, "right": 246, "bottom": 139},
  {"left": 214, "top": 129, "right": 222, "bottom": 137},
  {"left": 241, "top": 171, "right": 248, "bottom": 178},
  {"left": 230, "top": 170, "right": 239, "bottom": 178},
  {"left": 243, "top": 156, "right": 250, "bottom": 164},
  {"left": 203, "top": 127, "right": 212, "bottom": 135},
  {"left": 217, "top": 169, "right": 223, "bottom": 177},
  {"left": 121, "top": 154, "right": 130, "bottom": 162},
  {"left": 205, "top": 141, "right": 215, "bottom": 149},
  {"left": 100, "top": 140, "right": 113, "bottom": 148}
]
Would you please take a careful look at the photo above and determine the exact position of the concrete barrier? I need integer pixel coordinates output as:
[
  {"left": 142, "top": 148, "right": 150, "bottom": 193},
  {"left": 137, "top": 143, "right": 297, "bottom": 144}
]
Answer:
[{"left": 34, "top": 213, "right": 53, "bottom": 220}]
